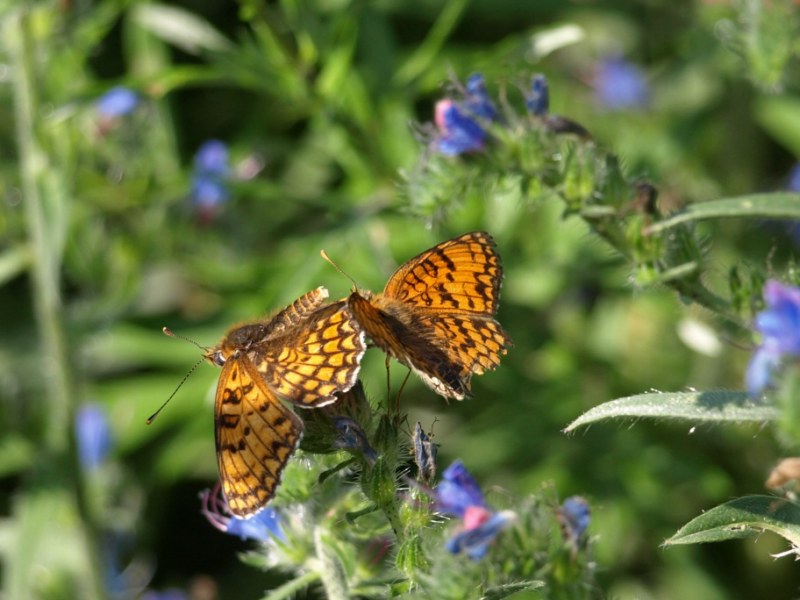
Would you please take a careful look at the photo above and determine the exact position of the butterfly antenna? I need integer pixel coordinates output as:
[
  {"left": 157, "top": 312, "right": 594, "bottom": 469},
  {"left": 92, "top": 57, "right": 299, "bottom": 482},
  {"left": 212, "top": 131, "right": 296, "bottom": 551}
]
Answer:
[
  {"left": 148, "top": 327, "right": 208, "bottom": 424},
  {"left": 146, "top": 356, "right": 204, "bottom": 424},
  {"left": 162, "top": 326, "right": 206, "bottom": 350},
  {"left": 320, "top": 249, "right": 359, "bottom": 291}
]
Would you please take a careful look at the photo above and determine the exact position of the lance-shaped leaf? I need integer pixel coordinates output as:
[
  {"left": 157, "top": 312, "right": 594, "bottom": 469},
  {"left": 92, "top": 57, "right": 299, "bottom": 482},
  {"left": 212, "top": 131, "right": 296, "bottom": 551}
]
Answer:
[
  {"left": 564, "top": 390, "right": 777, "bottom": 433},
  {"left": 646, "top": 193, "right": 800, "bottom": 233},
  {"left": 664, "top": 495, "right": 800, "bottom": 551}
]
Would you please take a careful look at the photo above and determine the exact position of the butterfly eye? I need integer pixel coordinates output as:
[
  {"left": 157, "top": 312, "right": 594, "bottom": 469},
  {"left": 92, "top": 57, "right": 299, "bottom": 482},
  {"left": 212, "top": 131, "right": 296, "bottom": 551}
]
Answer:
[{"left": 213, "top": 352, "right": 226, "bottom": 366}]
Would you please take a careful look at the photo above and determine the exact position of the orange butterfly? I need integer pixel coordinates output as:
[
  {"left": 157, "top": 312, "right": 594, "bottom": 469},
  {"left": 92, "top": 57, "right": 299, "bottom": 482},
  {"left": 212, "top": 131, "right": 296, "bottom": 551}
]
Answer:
[
  {"left": 204, "top": 287, "right": 366, "bottom": 517},
  {"left": 346, "top": 231, "right": 511, "bottom": 400}
]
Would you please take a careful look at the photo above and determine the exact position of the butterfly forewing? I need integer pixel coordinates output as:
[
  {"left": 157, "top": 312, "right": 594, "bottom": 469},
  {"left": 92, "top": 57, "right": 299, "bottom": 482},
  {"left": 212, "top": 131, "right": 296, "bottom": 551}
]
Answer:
[
  {"left": 214, "top": 356, "right": 303, "bottom": 517},
  {"left": 383, "top": 231, "right": 503, "bottom": 315}
]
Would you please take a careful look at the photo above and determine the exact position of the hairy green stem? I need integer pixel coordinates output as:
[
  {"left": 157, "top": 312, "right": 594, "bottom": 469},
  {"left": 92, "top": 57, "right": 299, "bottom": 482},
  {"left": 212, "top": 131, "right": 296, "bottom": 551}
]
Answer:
[
  {"left": 261, "top": 570, "right": 320, "bottom": 600},
  {"left": 313, "top": 526, "right": 349, "bottom": 600},
  {"left": 10, "top": 10, "right": 72, "bottom": 451}
]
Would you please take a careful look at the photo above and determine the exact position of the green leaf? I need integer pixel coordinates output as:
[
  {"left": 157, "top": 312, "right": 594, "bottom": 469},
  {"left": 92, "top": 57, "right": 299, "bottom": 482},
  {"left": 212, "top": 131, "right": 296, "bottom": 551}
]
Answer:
[
  {"left": 393, "top": 0, "right": 469, "bottom": 86},
  {"left": 564, "top": 390, "right": 777, "bottom": 433},
  {"left": 0, "top": 435, "right": 35, "bottom": 477},
  {"left": 131, "top": 3, "right": 232, "bottom": 54},
  {"left": 0, "top": 246, "right": 30, "bottom": 287},
  {"left": 482, "top": 580, "right": 546, "bottom": 599},
  {"left": 755, "top": 96, "right": 800, "bottom": 157},
  {"left": 664, "top": 495, "right": 800, "bottom": 551},
  {"left": 646, "top": 193, "right": 800, "bottom": 233}
]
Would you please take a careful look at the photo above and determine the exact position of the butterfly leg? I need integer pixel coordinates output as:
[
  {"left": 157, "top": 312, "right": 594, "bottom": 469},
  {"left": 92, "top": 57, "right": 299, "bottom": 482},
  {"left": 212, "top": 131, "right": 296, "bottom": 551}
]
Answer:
[
  {"left": 384, "top": 354, "right": 392, "bottom": 408},
  {"left": 393, "top": 369, "right": 412, "bottom": 416}
]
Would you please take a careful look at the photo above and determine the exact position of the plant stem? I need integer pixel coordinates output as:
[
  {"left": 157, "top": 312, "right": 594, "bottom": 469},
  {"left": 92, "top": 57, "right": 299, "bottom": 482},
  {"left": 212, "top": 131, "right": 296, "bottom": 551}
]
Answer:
[
  {"left": 10, "top": 9, "right": 72, "bottom": 452},
  {"left": 260, "top": 571, "right": 320, "bottom": 600},
  {"left": 7, "top": 8, "right": 106, "bottom": 599},
  {"left": 313, "top": 526, "right": 349, "bottom": 600}
]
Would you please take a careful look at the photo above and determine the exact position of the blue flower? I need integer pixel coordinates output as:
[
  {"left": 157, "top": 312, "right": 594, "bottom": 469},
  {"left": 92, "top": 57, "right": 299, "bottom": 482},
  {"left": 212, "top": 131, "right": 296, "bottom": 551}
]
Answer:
[
  {"left": 444, "top": 510, "right": 514, "bottom": 560},
  {"left": 558, "top": 496, "right": 590, "bottom": 550},
  {"left": 748, "top": 280, "right": 800, "bottom": 396},
  {"left": 788, "top": 164, "right": 800, "bottom": 192},
  {"left": 190, "top": 140, "right": 231, "bottom": 219},
  {"left": 435, "top": 460, "right": 513, "bottom": 560},
  {"left": 593, "top": 55, "right": 649, "bottom": 110},
  {"left": 463, "top": 73, "right": 497, "bottom": 121},
  {"left": 194, "top": 140, "right": 229, "bottom": 177},
  {"left": 201, "top": 484, "right": 286, "bottom": 543},
  {"left": 526, "top": 74, "right": 549, "bottom": 116},
  {"left": 95, "top": 86, "right": 139, "bottom": 118},
  {"left": 434, "top": 100, "right": 487, "bottom": 156},
  {"left": 436, "top": 460, "right": 486, "bottom": 517},
  {"left": 75, "top": 403, "right": 113, "bottom": 471},
  {"left": 190, "top": 175, "right": 230, "bottom": 208}
]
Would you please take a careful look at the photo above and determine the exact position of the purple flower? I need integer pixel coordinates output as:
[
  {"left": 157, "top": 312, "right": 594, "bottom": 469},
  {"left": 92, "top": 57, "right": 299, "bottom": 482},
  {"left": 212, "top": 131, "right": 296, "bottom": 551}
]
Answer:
[
  {"left": 95, "top": 87, "right": 139, "bottom": 118},
  {"left": 75, "top": 403, "right": 113, "bottom": 471},
  {"left": 558, "top": 496, "right": 590, "bottom": 549},
  {"left": 748, "top": 281, "right": 800, "bottom": 396},
  {"left": 435, "top": 460, "right": 513, "bottom": 560},
  {"left": 526, "top": 74, "right": 549, "bottom": 116},
  {"left": 463, "top": 73, "right": 497, "bottom": 121},
  {"left": 433, "top": 100, "right": 486, "bottom": 156},
  {"left": 201, "top": 484, "right": 285, "bottom": 543},
  {"left": 593, "top": 55, "right": 649, "bottom": 110}
]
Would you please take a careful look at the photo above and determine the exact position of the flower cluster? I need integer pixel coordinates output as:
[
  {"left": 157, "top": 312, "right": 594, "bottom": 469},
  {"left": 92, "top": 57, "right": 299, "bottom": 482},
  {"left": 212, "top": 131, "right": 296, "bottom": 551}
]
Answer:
[
  {"left": 747, "top": 280, "right": 800, "bottom": 396},
  {"left": 429, "top": 72, "right": 592, "bottom": 158},
  {"left": 431, "top": 72, "right": 497, "bottom": 156}
]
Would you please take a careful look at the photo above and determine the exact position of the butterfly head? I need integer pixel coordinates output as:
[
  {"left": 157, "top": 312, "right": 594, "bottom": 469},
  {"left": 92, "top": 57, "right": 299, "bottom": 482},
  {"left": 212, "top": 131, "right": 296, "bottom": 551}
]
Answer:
[{"left": 204, "top": 346, "right": 228, "bottom": 367}]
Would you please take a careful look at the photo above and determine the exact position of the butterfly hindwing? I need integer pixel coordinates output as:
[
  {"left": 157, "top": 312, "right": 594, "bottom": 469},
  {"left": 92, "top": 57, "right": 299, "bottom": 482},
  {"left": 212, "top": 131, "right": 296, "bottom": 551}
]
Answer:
[
  {"left": 257, "top": 286, "right": 329, "bottom": 340},
  {"left": 418, "top": 313, "right": 511, "bottom": 376},
  {"left": 348, "top": 292, "right": 470, "bottom": 399},
  {"left": 259, "top": 301, "right": 366, "bottom": 407}
]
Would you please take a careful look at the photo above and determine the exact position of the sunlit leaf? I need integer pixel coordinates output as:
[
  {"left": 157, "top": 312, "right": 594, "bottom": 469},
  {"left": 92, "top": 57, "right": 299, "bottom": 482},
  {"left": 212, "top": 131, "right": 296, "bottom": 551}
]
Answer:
[
  {"left": 482, "top": 580, "right": 546, "bottom": 599},
  {"left": 131, "top": 3, "right": 232, "bottom": 54},
  {"left": 564, "top": 390, "right": 777, "bottom": 433},
  {"left": 664, "top": 495, "right": 800, "bottom": 551},
  {"left": 646, "top": 193, "right": 800, "bottom": 233}
]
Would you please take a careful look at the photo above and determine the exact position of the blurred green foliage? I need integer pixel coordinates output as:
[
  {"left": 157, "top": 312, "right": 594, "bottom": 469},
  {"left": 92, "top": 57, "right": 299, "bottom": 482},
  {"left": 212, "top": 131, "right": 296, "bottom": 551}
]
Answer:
[{"left": 3, "top": 0, "right": 800, "bottom": 598}]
